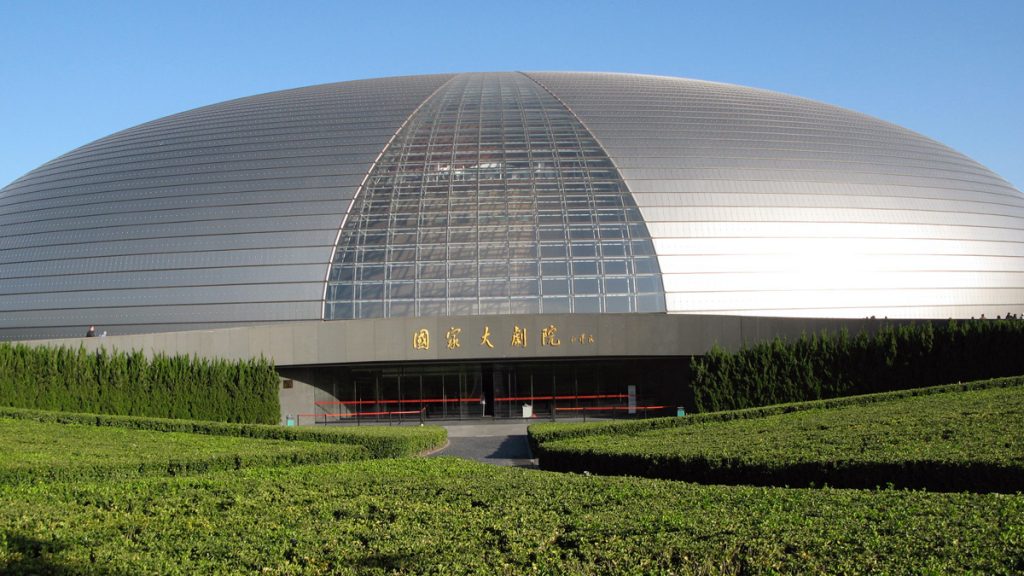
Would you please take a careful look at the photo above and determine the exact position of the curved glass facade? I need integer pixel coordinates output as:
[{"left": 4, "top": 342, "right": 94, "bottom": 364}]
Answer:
[{"left": 324, "top": 73, "right": 665, "bottom": 319}]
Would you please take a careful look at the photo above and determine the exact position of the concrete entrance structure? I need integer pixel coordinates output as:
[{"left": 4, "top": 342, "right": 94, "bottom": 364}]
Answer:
[{"left": 25, "top": 313, "right": 890, "bottom": 423}]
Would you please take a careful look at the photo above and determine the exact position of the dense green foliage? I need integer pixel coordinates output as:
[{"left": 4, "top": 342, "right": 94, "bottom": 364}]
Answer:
[
  {"left": 2, "top": 459, "right": 1022, "bottom": 574},
  {"left": 534, "top": 380, "right": 1024, "bottom": 491},
  {"left": 530, "top": 376, "right": 1023, "bottom": 448},
  {"left": 0, "top": 418, "right": 368, "bottom": 484},
  {"left": 0, "top": 342, "right": 280, "bottom": 423},
  {"left": 690, "top": 318, "right": 1024, "bottom": 411},
  {"left": 0, "top": 407, "right": 446, "bottom": 459}
]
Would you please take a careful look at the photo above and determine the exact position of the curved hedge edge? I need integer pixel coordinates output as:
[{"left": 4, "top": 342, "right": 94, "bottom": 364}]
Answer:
[
  {"left": 0, "top": 444, "right": 371, "bottom": 486},
  {"left": 535, "top": 449, "right": 1024, "bottom": 494},
  {"left": 0, "top": 407, "right": 448, "bottom": 459},
  {"left": 528, "top": 375, "right": 1024, "bottom": 452}
]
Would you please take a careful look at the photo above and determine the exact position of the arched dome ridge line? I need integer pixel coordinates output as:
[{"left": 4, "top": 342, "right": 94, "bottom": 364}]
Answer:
[
  {"left": 319, "top": 75, "right": 458, "bottom": 319},
  {"left": 521, "top": 70, "right": 669, "bottom": 301},
  {"left": 520, "top": 72, "right": 630, "bottom": 192}
]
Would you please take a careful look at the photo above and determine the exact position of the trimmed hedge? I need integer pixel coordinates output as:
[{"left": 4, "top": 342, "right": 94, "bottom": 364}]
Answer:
[
  {"left": 690, "top": 318, "right": 1024, "bottom": 412},
  {"left": 0, "top": 342, "right": 279, "bottom": 423},
  {"left": 2, "top": 459, "right": 1022, "bottom": 574},
  {"left": 533, "top": 378, "right": 1024, "bottom": 492},
  {"left": 530, "top": 375, "right": 1024, "bottom": 450},
  {"left": 0, "top": 417, "right": 370, "bottom": 484},
  {"left": 0, "top": 406, "right": 446, "bottom": 459}
]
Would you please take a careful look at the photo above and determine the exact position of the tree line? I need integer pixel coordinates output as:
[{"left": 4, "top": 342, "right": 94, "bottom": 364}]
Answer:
[
  {"left": 690, "top": 318, "right": 1024, "bottom": 412},
  {"left": 0, "top": 343, "right": 279, "bottom": 423}
]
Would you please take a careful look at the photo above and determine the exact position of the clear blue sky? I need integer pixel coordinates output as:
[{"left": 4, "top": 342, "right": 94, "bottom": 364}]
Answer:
[{"left": 2, "top": 0, "right": 1021, "bottom": 190}]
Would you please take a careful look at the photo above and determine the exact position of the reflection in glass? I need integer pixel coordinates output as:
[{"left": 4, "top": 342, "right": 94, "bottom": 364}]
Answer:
[{"left": 325, "top": 73, "right": 665, "bottom": 319}]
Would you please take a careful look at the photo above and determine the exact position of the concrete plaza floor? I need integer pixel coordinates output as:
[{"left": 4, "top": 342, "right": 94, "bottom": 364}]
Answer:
[{"left": 432, "top": 420, "right": 538, "bottom": 467}]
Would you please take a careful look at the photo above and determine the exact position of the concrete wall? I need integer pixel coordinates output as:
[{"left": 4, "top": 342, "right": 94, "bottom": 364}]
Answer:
[
  {"left": 21, "top": 313, "right": 900, "bottom": 425},
  {"left": 22, "top": 313, "right": 889, "bottom": 367},
  {"left": 277, "top": 370, "right": 317, "bottom": 426}
]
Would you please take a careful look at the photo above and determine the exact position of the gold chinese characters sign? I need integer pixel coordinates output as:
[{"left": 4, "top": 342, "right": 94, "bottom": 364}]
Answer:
[{"left": 412, "top": 324, "right": 594, "bottom": 352}]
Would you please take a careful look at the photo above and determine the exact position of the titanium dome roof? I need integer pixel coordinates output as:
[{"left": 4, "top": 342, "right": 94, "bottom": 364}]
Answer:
[{"left": 1, "top": 72, "right": 1022, "bottom": 340}]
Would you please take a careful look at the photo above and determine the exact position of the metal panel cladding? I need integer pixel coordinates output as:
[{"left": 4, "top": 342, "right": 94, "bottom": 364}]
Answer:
[
  {"left": 0, "top": 75, "right": 453, "bottom": 339},
  {"left": 531, "top": 72, "right": 1024, "bottom": 319},
  {"left": 2, "top": 72, "right": 1023, "bottom": 341}
]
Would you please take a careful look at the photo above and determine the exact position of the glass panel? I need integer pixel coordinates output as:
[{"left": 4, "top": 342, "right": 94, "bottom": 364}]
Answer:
[
  {"left": 418, "top": 263, "right": 446, "bottom": 279},
  {"left": 637, "top": 294, "right": 667, "bottom": 313},
  {"left": 324, "top": 73, "right": 665, "bottom": 319},
  {"left": 479, "top": 299, "right": 510, "bottom": 314},
  {"left": 387, "top": 282, "right": 415, "bottom": 299},
  {"left": 573, "top": 296, "right": 601, "bottom": 313},
  {"left": 572, "top": 261, "right": 598, "bottom": 276},
  {"left": 358, "top": 284, "right": 383, "bottom": 300},
  {"left": 542, "top": 278, "right": 569, "bottom": 296},
  {"left": 449, "top": 300, "right": 478, "bottom": 315},
  {"left": 605, "top": 296, "right": 631, "bottom": 313},
  {"left": 635, "top": 275, "right": 662, "bottom": 294},
  {"left": 480, "top": 280, "right": 510, "bottom": 297},
  {"left": 448, "top": 262, "right": 475, "bottom": 278},
  {"left": 541, "top": 296, "right": 571, "bottom": 313},
  {"left": 448, "top": 280, "right": 478, "bottom": 298},
  {"left": 603, "top": 260, "right": 628, "bottom": 275},
  {"left": 389, "top": 264, "right": 416, "bottom": 280},
  {"left": 509, "top": 261, "right": 538, "bottom": 276},
  {"left": 573, "top": 278, "right": 600, "bottom": 294},
  {"left": 419, "top": 300, "right": 447, "bottom": 315},
  {"left": 510, "top": 279, "right": 539, "bottom": 296},
  {"left": 418, "top": 280, "right": 446, "bottom": 298},
  {"left": 604, "top": 277, "right": 630, "bottom": 294},
  {"left": 510, "top": 299, "right": 540, "bottom": 314},
  {"left": 388, "top": 301, "right": 415, "bottom": 316},
  {"left": 541, "top": 261, "right": 568, "bottom": 276}
]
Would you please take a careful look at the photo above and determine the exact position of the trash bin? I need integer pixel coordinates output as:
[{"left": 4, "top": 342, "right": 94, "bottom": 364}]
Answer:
[
  {"left": 522, "top": 404, "right": 533, "bottom": 419},
  {"left": 285, "top": 414, "right": 296, "bottom": 426},
  {"left": 676, "top": 407, "right": 686, "bottom": 417}
]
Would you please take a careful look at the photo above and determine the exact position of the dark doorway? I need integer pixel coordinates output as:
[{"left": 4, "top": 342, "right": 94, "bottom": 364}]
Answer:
[{"left": 282, "top": 357, "right": 691, "bottom": 424}]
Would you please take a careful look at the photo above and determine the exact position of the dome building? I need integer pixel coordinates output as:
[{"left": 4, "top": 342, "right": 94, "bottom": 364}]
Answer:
[{"left": 2, "top": 72, "right": 1022, "bottom": 421}]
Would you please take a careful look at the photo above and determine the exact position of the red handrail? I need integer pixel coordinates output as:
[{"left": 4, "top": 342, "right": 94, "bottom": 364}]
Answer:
[
  {"left": 494, "top": 394, "right": 628, "bottom": 402},
  {"left": 315, "top": 397, "right": 481, "bottom": 406},
  {"left": 555, "top": 405, "right": 668, "bottom": 412},
  {"left": 298, "top": 408, "right": 427, "bottom": 420}
]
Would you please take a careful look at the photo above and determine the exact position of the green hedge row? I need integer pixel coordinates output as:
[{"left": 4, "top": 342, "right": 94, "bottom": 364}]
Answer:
[
  {"left": 0, "top": 406, "right": 447, "bottom": 458},
  {"left": 3, "top": 458, "right": 1022, "bottom": 574},
  {"left": 533, "top": 381, "right": 1024, "bottom": 492},
  {"left": 530, "top": 375, "right": 1024, "bottom": 451},
  {"left": 0, "top": 342, "right": 279, "bottom": 423},
  {"left": 0, "top": 443, "right": 369, "bottom": 485},
  {"left": 690, "top": 318, "right": 1024, "bottom": 412}
]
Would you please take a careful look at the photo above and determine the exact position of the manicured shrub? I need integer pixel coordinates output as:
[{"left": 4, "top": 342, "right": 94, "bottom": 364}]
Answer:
[
  {"left": 0, "top": 406, "right": 446, "bottom": 459},
  {"left": 0, "top": 416, "right": 370, "bottom": 485},
  {"left": 1, "top": 458, "right": 1022, "bottom": 574},
  {"left": 530, "top": 375, "right": 1024, "bottom": 448},
  {"left": 0, "top": 343, "right": 280, "bottom": 423},
  {"left": 532, "top": 377, "right": 1024, "bottom": 492}
]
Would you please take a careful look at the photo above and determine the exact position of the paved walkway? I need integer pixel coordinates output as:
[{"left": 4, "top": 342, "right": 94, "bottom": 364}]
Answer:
[{"left": 432, "top": 421, "right": 537, "bottom": 467}]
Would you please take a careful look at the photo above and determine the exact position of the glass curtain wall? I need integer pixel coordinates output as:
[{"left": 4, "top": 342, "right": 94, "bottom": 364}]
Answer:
[
  {"left": 308, "top": 359, "right": 687, "bottom": 423},
  {"left": 325, "top": 72, "right": 664, "bottom": 319}
]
